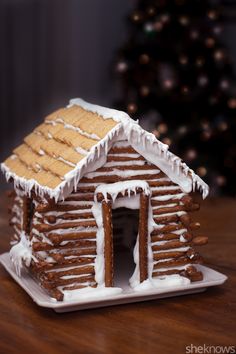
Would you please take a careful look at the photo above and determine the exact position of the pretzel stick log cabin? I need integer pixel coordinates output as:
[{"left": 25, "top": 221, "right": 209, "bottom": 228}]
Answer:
[{"left": 2, "top": 98, "right": 209, "bottom": 301}]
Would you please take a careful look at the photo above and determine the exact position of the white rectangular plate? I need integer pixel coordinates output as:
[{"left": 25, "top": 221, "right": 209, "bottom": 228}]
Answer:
[{"left": 0, "top": 252, "right": 227, "bottom": 313}]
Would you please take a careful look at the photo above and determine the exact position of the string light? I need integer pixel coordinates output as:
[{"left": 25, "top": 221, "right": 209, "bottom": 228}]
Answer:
[
  {"left": 213, "top": 25, "right": 222, "bottom": 35},
  {"left": 201, "top": 130, "right": 212, "bottom": 140},
  {"left": 157, "top": 123, "right": 168, "bottom": 134},
  {"left": 209, "top": 95, "right": 218, "bottom": 105},
  {"left": 186, "top": 149, "right": 197, "bottom": 161},
  {"left": 228, "top": 98, "right": 236, "bottom": 109},
  {"left": 140, "top": 85, "right": 150, "bottom": 96},
  {"left": 216, "top": 175, "right": 226, "bottom": 186},
  {"left": 181, "top": 85, "right": 189, "bottom": 94},
  {"left": 218, "top": 121, "right": 228, "bottom": 131},
  {"left": 154, "top": 21, "right": 163, "bottom": 31},
  {"left": 116, "top": 61, "right": 128, "bottom": 73},
  {"left": 207, "top": 10, "right": 218, "bottom": 21},
  {"left": 127, "top": 103, "right": 137, "bottom": 114},
  {"left": 146, "top": 6, "right": 156, "bottom": 16},
  {"left": 190, "top": 29, "right": 199, "bottom": 40},
  {"left": 144, "top": 22, "right": 154, "bottom": 33},
  {"left": 196, "top": 57, "right": 205, "bottom": 67},
  {"left": 139, "top": 54, "right": 150, "bottom": 64},
  {"left": 205, "top": 37, "right": 215, "bottom": 48},
  {"left": 179, "top": 16, "right": 189, "bottom": 26},
  {"left": 197, "top": 166, "right": 207, "bottom": 177},
  {"left": 178, "top": 125, "right": 187, "bottom": 135},
  {"left": 162, "top": 137, "right": 172, "bottom": 145},
  {"left": 163, "top": 79, "right": 174, "bottom": 90},
  {"left": 152, "top": 129, "right": 160, "bottom": 138},
  {"left": 219, "top": 79, "right": 229, "bottom": 91},
  {"left": 131, "top": 11, "right": 143, "bottom": 23},
  {"left": 214, "top": 49, "right": 225, "bottom": 62},
  {"left": 198, "top": 75, "right": 208, "bottom": 87},
  {"left": 179, "top": 55, "right": 188, "bottom": 65},
  {"left": 160, "top": 13, "right": 170, "bottom": 24},
  {"left": 201, "top": 121, "right": 210, "bottom": 130}
]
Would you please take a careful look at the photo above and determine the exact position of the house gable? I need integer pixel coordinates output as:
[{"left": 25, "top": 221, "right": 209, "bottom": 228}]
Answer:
[{"left": 1, "top": 98, "right": 209, "bottom": 201}]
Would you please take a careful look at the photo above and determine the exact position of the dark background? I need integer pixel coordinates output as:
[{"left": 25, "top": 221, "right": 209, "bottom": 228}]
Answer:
[{"left": 0, "top": 0, "right": 235, "bottom": 190}]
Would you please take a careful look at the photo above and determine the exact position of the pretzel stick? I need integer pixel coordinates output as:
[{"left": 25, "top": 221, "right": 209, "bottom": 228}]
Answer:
[
  {"left": 151, "top": 223, "right": 184, "bottom": 235},
  {"left": 44, "top": 212, "right": 94, "bottom": 223},
  {"left": 152, "top": 205, "right": 186, "bottom": 215},
  {"left": 108, "top": 146, "right": 138, "bottom": 154},
  {"left": 97, "top": 164, "right": 161, "bottom": 172},
  {"left": 153, "top": 214, "right": 179, "bottom": 224},
  {"left": 36, "top": 204, "right": 92, "bottom": 212},
  {"left": 151, "top": 189, "right": 182, "bottom": 197},
  {"left": 152, "top": 241, "right": 191, "bottom": 251},
  {"left": 102, "top": 200, "right": 113, "bottom": 287},
  {"left": 32, "top": 240, "right": 97, "bottom": 252},
  {"left": 139, "top": 193, "right": 149, "bottom": 282},
  {"left": 33, "top": 220, "right": 97, "bottom": 232},
  {"left": 80, "top": 173, "right": 165, "bottom": 184},
  {"left": 47, "top": 231, "right": 97, "bottom": 243},
  {"left": 151, "top": 232, "right": 192, "bottom": 242}
]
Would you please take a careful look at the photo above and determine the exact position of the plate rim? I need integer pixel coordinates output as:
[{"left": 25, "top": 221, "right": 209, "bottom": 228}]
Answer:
[{"left": 0, "top": 252, "right": 228, "bottom": 310}]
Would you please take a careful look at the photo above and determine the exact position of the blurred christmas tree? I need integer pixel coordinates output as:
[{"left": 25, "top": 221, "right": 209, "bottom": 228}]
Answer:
[{"left": 113, "top": 0, "right": 236, "bottom": 196}]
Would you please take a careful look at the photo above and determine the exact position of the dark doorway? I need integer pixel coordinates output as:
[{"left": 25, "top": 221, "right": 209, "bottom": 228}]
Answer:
[{"left": 112, "top": 207, "right": 139, "bottom": 288}]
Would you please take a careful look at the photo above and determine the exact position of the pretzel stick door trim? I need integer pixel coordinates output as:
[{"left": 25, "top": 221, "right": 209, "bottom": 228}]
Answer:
[
  {"left": 102, "top": 191, "right": 149, "bottom": 287},
  {"left": 102, "top": 200, "right": 114, "bottom": 287},
  {"left": 139, "top": 192, "right": 149, "bottom": 282}
]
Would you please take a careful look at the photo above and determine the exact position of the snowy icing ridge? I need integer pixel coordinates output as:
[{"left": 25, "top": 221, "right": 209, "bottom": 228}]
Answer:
[{"left": 1, "top": 98, "right": 209, "bottom": 201}]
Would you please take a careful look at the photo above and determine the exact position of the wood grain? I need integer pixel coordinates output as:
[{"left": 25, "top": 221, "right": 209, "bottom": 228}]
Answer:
[{"left": 0, "top": 192, "right": 235, "bottom": 354}]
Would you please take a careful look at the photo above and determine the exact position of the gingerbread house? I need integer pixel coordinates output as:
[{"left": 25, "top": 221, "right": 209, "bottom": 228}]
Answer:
[{"left": 1, "top": 98, "right": 209, "bottom": 301}]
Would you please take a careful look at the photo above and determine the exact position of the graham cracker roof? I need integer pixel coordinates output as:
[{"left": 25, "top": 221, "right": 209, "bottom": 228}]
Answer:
[{"left": 1, "top": 98, "right": 209, "bottom": 201}]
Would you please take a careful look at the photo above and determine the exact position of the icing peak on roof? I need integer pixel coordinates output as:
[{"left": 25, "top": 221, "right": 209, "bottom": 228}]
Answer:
[
  {"left": 69, "top": 98, "right": 132, "bottom": 123},
  {"left": 1, "top": 98, "right": 209, "bottom": 201}
]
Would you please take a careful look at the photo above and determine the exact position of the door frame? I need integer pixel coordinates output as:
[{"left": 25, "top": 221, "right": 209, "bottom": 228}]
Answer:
[{"left": 101, "top": 190, "right": 149, "bottom": 287}]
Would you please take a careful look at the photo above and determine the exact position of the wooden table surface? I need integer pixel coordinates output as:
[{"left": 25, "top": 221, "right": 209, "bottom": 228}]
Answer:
[{"left": 0, "top": 193, "right": 235, "bottom": 354}]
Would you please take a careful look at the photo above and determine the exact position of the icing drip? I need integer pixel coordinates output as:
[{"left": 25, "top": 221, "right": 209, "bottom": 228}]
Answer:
[
  {"left": 94, "top": 180, "right": 151, "bottom": 203},
  {"left": 9, "top": 231, "right": 32, "bottom": 276}
]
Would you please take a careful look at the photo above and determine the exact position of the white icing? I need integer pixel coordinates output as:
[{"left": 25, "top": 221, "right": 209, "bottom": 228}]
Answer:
[
  {"left": 94, "top": 180, "right": 151, "bottom": 203},
  {"left": 153, "top": 246, "right": 190, "bottom": 254},
  {"left": 84, "top": 168, "right": 160, "bottom": 179},
  {"left": 153, "top": 264, "right": 191, "bottom": 272},
  {"left": 56, "top": 285, "right": 122, "bottom": 302},
  {"left": 104, "top": 160, "right": 147, "bottom": 167},
  {"left": 46, "top": 118, "right": 100, "bottom": 141},
  {"left": 151, "top": 193, "right": 187, "bottom": 202},
  {"left": 152, "top": 203, "right": 178, "bottom": 209},
  {"left": 75, "top": 146, "right": 89, "bottom": 155},
  {"left": 108, "top": 153, "right": 140, "bottom": 158},
  {"left": 91, "top": 203, "right": 105, "bottom": 286},
  {"left": 132, "top": 274, "right": 190, "bottom": 291},
  {"left": 123, "top": 188, "right": 155, "bottom": 287},
  {"left": 180, "top": 235, "right": 187, "bottom": 242},
  {"left": 9, "top": 231, "right": 32, "bottom": 276},
  {"left": 112, "top": 195, "right": 140, "bottom": 210}
]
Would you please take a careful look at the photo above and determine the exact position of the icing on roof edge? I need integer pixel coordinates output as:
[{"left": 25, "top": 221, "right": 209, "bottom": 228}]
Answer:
[{"left": 1, "top": 98, "right": 209, "bottom": 201}]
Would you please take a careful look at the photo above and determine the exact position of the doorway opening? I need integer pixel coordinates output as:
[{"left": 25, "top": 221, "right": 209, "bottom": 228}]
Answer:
[{"left": 112, "top": 207, "right": 139, "bottom": 288}]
